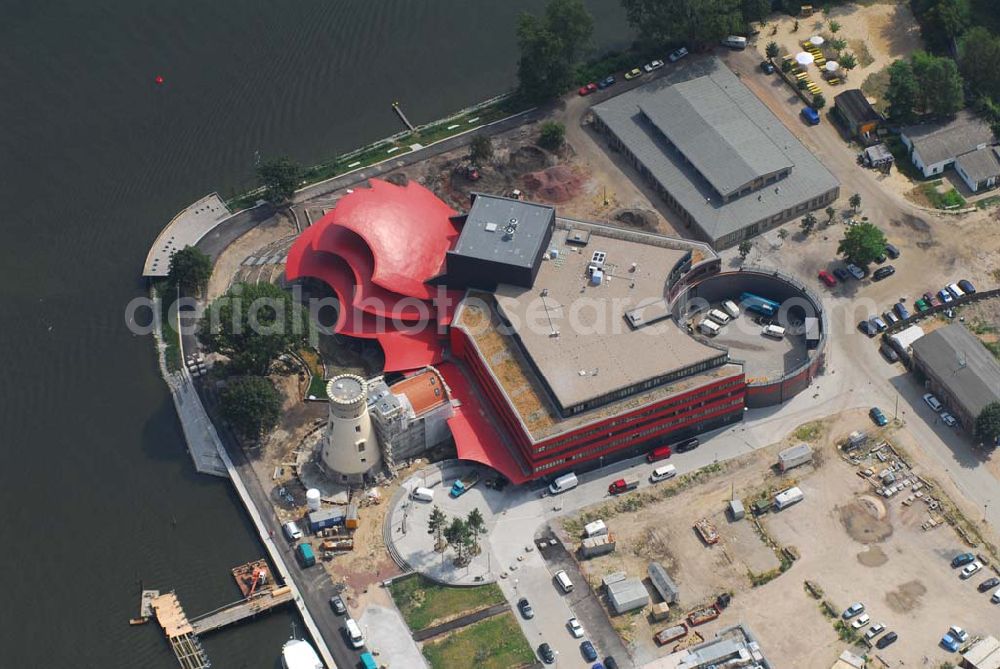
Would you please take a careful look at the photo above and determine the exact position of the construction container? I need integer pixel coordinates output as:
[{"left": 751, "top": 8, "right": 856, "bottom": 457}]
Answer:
[
  {"left": 580, "top": 534, "right": 616, "bottom": 559},
  {"left": 648, "top": 562, "right": 680, "bottom": 604},
  {"left": 778, "top": 443, "right": 813, "bottom": 472},
  {"left": 607, "top": 578, "right": 649, "bottom": 614},
  {"left": 584, "top": 519, "right": 608, "bottom": 538},
  {"left": 651, "top": 602, "right": 671, "bottom": 622},
  {"left": 308, "top": 506, "right": 346, "bottom": 533},
  {"left": 345, "top": 503, "right": 359, "bottom": 530},
  {"left": 728, "top": 499, "right": 745, "bottom": 521},
  {"left": 774, "top": 487, "right": 804, "bottom": 510}
]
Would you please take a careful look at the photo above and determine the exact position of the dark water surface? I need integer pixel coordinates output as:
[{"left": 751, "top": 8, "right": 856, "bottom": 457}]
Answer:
[{"left": 0, "top": 1, "right": 629, "bottom": 666}]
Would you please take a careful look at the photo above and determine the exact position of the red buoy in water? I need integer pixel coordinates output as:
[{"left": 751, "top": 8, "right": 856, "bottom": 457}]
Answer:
[{"left": 154, "top": 75, "right": 164, "bottom": 85}]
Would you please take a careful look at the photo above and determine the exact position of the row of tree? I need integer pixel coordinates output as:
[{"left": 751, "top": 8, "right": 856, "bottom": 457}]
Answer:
[
  {"left": 885, "top": 51, "right": 964, "bottom": 123},
  {"left": 621, "top": 0, "right": 768, "bottom": 52},
  {"left": 428, "top": 506, "right": 487, "bottom": 566}
]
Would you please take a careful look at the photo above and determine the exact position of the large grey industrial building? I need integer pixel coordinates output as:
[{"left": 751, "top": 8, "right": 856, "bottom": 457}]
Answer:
[
  {"left": 910, "top": 324, "right": 1000, "bottom": 437},
  {"left": 592, "top": 58, "right": 840, "bottom": 249}
]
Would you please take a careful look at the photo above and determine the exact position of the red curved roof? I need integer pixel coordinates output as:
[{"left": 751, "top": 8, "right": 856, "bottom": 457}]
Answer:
[{"left": 328, "top": 180, "right": 460, "bottom": 299}]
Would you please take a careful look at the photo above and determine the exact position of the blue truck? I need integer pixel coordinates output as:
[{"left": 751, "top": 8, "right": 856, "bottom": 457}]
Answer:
[
  {"left": 739, "top": 292, "right": 780, "bottom": 318},
  {"left": 450, "top": 472, "right": 481, "bottom": 498},
  {"left": 295, "top": 543, "right": 316, "bottom": 568}
]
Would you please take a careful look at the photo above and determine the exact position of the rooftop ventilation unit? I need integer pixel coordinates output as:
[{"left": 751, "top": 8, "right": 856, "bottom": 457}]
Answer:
[
  {"left": 591, "top": 250, "right": 607, "bottom": 265},
  {"left": 484, "top": 222, "right": 498, "bottom": 233}
]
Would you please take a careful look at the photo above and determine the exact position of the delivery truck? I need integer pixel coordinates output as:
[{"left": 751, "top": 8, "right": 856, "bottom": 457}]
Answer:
[
  {"left": 450, "top": 472, "right": 481, "bottom": 497},
  {"left": 608, "top": 475, "right": 639, "bottom": 495}
]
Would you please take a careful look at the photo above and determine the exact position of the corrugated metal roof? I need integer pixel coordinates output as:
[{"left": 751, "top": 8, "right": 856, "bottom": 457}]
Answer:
[
  {"left": 911, "top": 324, "right": 1000, "bottom": 418},
  {"left": 834, "top": 89, "right": 881, "bottom": 126},
  {"left": 963, "top": 635, "right": 1000, "bottom": 669}
]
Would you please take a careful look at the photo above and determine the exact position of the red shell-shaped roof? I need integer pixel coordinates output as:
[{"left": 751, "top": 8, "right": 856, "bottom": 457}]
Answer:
[
  {"left": 329, "top": 179, "right": 460, "bottom": 300},
  {"left": 285, "top": 179, "right": 457, "bottom": 372}
]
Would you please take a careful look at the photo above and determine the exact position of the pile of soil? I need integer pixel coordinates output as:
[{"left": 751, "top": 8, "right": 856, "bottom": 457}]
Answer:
[
  {"left": 613, "top": 208, "right": 659, "bottom": 230},
  {"left": 522, "top": 165, "right": 585, "bottom": 203}
]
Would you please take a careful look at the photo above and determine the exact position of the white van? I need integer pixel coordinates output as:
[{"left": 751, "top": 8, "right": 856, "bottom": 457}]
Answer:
[
  {"left": 699, "top": 319, "right": 721, "bottom": 336},
  {"left": 549, "top": 472, "right": 579, "bottom": 495},
  {"left": 947, "top": 283, "right": 965, "bottom": 299},
  {"left": 762, "top": 324, "right": 786, "bottom": 339},
  {"left": 722, "top": 35, "right": 748, "bottom": 49},
  {"left": 554, "top": 569, "right": 574, "bottom": 593},
  {"left": 410, "top": 486, "right": 435, "bottom": 502},
  {"left": 923, "top": 393, "right": 943, "bottom": 412},
  {"left": 650, "top": 464, "right": 677, "bottom": 483},
  {"left": 344, "top": 618, "right": 365, "bottom": 648},
  {"left": 722, "top": 300, "right": 740, "bottom": 318},
  {"left": 708, "top": 309, "right": 731, "bottom": 325},
  {"left": 282, "top": 521, "right": 303, "bottom": 541}
]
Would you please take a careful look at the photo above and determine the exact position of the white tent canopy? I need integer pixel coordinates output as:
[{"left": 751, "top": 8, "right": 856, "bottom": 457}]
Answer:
[
  {"left": 796, "top": 52, "right": 815, "bottom": 66},
  {"left": 810, "top": 35, "right": 825, "bottom": 46},
  {"left": 825, "top": 61, "right": 840, "bottom": 72}
]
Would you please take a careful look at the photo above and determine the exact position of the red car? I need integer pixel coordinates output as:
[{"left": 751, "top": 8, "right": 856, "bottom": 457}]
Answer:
[
  {"left": 818, "top": 270, "right": 837, "bottom": 287},
  {"left": 578, "top": 82, "right": 597, "bottom": 96}
]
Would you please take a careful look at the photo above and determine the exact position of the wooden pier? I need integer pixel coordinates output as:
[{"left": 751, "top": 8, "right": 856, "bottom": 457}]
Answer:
[{"left": 191, "top": 586, "right": 294, "bottom": 635}]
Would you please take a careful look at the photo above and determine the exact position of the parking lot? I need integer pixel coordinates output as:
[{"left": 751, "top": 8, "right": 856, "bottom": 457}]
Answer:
[{"left": 556, "top": 411, "right": 1000, "bottom": 667}]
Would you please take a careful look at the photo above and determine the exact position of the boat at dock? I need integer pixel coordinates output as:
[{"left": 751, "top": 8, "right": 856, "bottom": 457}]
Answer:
[{"left": 281, "top": 638, "right": 323, "bottom": 669}]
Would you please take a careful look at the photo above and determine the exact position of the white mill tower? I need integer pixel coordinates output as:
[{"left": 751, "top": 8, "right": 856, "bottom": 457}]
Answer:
[{"left": 321, "top": 374, "right": 381, "bottom": 483}]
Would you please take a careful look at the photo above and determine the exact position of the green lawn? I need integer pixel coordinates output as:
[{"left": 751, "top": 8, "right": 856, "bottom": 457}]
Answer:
[
  {"left": 388, "top": 574, "right": 505, "bottom": 631},
  {"left": 920, "top": 181, "right": 967, "bottom": 209},
  {"left": 307, "top": 375, "right": 327, "bottom": 399},
  {"left": 155, "top": 283, "right": 181, "bottom": 372},
  {"left": 422, "top": 612, "right": 535, "bottom": 669}
]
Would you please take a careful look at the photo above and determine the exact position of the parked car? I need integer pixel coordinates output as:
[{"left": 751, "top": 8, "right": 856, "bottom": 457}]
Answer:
[
  {"left": 842, "top": 602, "right": 865, "bottom": 619},
  {"left": 880, "top": 343, "right": 899, "bottom": 363},
  {"left": 941, "top": 628, "right": 964, "bottom": 652},
  {"left": 624, "top": 68, "right": 642, "bottom": 80},
  {"left": 941, "top": 412, "right": 958, "bottom": 427},
  {"left": 958, "top": 279, "right": 976, "bottom": 294},
  {"left": 914, "top": 298, "right": 930, "bottom": 312},
  {"left": 858, "top": 319, "right": 875, "bottom": 337},
  {"left": 518, "top": 598, "right": 534, "bottom": 619},
  {"left": 833, "top": 267, "right": 851, "bottom": 282},
  {"left": 538, "top": 642, "right": 555, "bottom": 664},
  {"left": 992, "top": 587, "right": 1000, "bottom": 604},
  {"left": 598, "top": 75, "right": 616, "bottom": 89},
  {"left": 876, "top": 631, "right": 898, "bottom": 649},
  {"left": 674, "top": 437, "right": 700, "bottom": 453},
  {"left": 874, "top": 251, "right": 887, "bottom": 264},
  {"left": 329, "top": 595, "right": 347, "bottom": 615},
  {"left": 604, "top": 658, "right": 620, "bottom": 669},
  {"left": 865, "top": 623, "right": 885, "bottom": 641},
  {"left": 581, "top": 640, "right": 598, "bottom": 662},
  {"left": 567, "top": 617, "right": 584, "bottom": 638},
  {"left": 961, "top": 561, "right": 983, "bottom": 579},
  {"left": 923, "top": 291, "right": 940, "bottom": 307},
  {"left": 979, "top": 577, "right": 1000, "bottom": 593},
  {"left": 869, "top": 407, "right": 888, "bottom": 427},
  {"left": 938, "top": 288, "right": 954, "bottom": 304},
  {"left": 578, "top": 82, "right": 597, "bottom": 96},
  {"left": 801, "top": 106, "right": 821, "bottom": 125},
  {"left": 667, "top": 47, "right": 689, "bottom": 62},
  {"left": 882, "top": 311, "right": 898, "bottom": 326},
  {"left": 924, "top": 393, "right": 943, "bottom": 412},
  {"left": 851, "top": 613, "right": 871, "bottom": 629},
  {"left": 894, "top": 302, "right": 910, "bottom": 320},
  {"left": 951, "top": 552, "right": 976, "bottom": 567},
  {"left": 643, "top": 59, "right": 664, "bottom": 72},
  {"left": 818, "top": 269, "right": 837, "bottom": 287},
  {"left": 760, "top": 60, "right": 775, "bottom": 74},
  {"left": 872, "top": 317, "right": 887, "bottom": 332},
  {"left": 846, "top": 263, "right": 866, "bottom": 280},
  {"left": 873, "top": 265, "right": 895, "bottom": 281},
  {"left": 885, "top": 243, "right": 900, "bottom": 259},
  {"left": 282, "top": 521, "right": 303, "bottom": 541}
]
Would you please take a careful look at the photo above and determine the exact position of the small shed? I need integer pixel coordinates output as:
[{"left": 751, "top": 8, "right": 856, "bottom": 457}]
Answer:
[
  {"left": 650, "top": 602, "right": 671, "bottom": 621},
  {"left": 728, "top": 499, "right": 745, "bottom": 521},
  {"left": 963, "top": 635, "right": 1000, "bottom": 669},
  {"left": 345, "top": 503, "right": 359, "bottom": 530},
  {"left": 648, "top": 562, "right": 680, "bottom": 604},
  {"left": 861, "top": 144, "right": 894, "bottom": 170},
  {"left": 607, "top": 578, "right": 649, "bottom": 614},
  {"left": 307, "top": 506, "right": 346, "bottom": 532},
  {"left": 778, "top": 443, "right": 814, "bottom": 472}
]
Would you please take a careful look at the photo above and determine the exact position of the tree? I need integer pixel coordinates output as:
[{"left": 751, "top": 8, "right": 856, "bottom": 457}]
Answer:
[
  {"left": 198, "top": 282, "right": 308, "bottom": 375},
  {"left": 837, "top": 221, "right": 887, "bottom": 266},
  {"left": 849, "top": 192, "right": 862, "bottom": 212},
  {"left": 516, "top": 0, "right": 594, "bottom": 102},
  {"left": 885, "top": 60, "right": 919, "bottom": 123},
  {"left": 168, "top": 246, "right": 213, "bottom": 295},
  {"left": 444, "top": 517, "right": 470, "bottom": 564},
  {"left": 829, "top": 20, "right": 841, "bottom": 33},
  {"left": 738, "top": 240, "right": 753, "bottom": 261},
  {"left": 538, "top": 121, "right": 566, "bottom": 150},
  {"left": 466, "top": 508, "right": 487, "bottom": 556},
  {"left": 813, "top": 93, "right": 826, "bottom": 110},
  {"left": 839, "top": 52, "right": 857, "bottom": 71},
  {"left": 777, "top": 228, "right": 789, "bottom": 241},
  {"left": 220, "top": 376, "right": 281, "bottom": 440},
  {"left": 621, "top": 0, "right": 743, "bottom": 49},
  {"left": 911, "top": 51, "right": 964, "bottom": 117},
  {"left": 830, "top": 37, "right": 847, "bottom": 52},
  {"left": 781, "top": 58, "right": 793, "bottom": 73},
  {"left": 825, "top": 206, "right": 836, "bottom": 224},
  {"left": 469, "top": 135, "right": 493, "bottom": 165},
  {"left": 975, "top": 402, "right": 1000, "bottom": 447},
  {"left": 741, "top": 0, "right": 771, "bottom": 26},
  {"left": 766, "top": 41, "right": 780, "bottom": 60},
  {"left": 930, "top": 0, "right": 971, "bottom": 41},
  {"left": 960, "top": 28, "right": 1000, "bottom": 101},
  {"left": 428, "top": 506, "right": 448, "bottom": 550},
  {"left": 800, "top": 212, "right": 818, "bottom": 235},
  {"left": 257, "top": 157, "right": 301, "bottom": 204}
]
